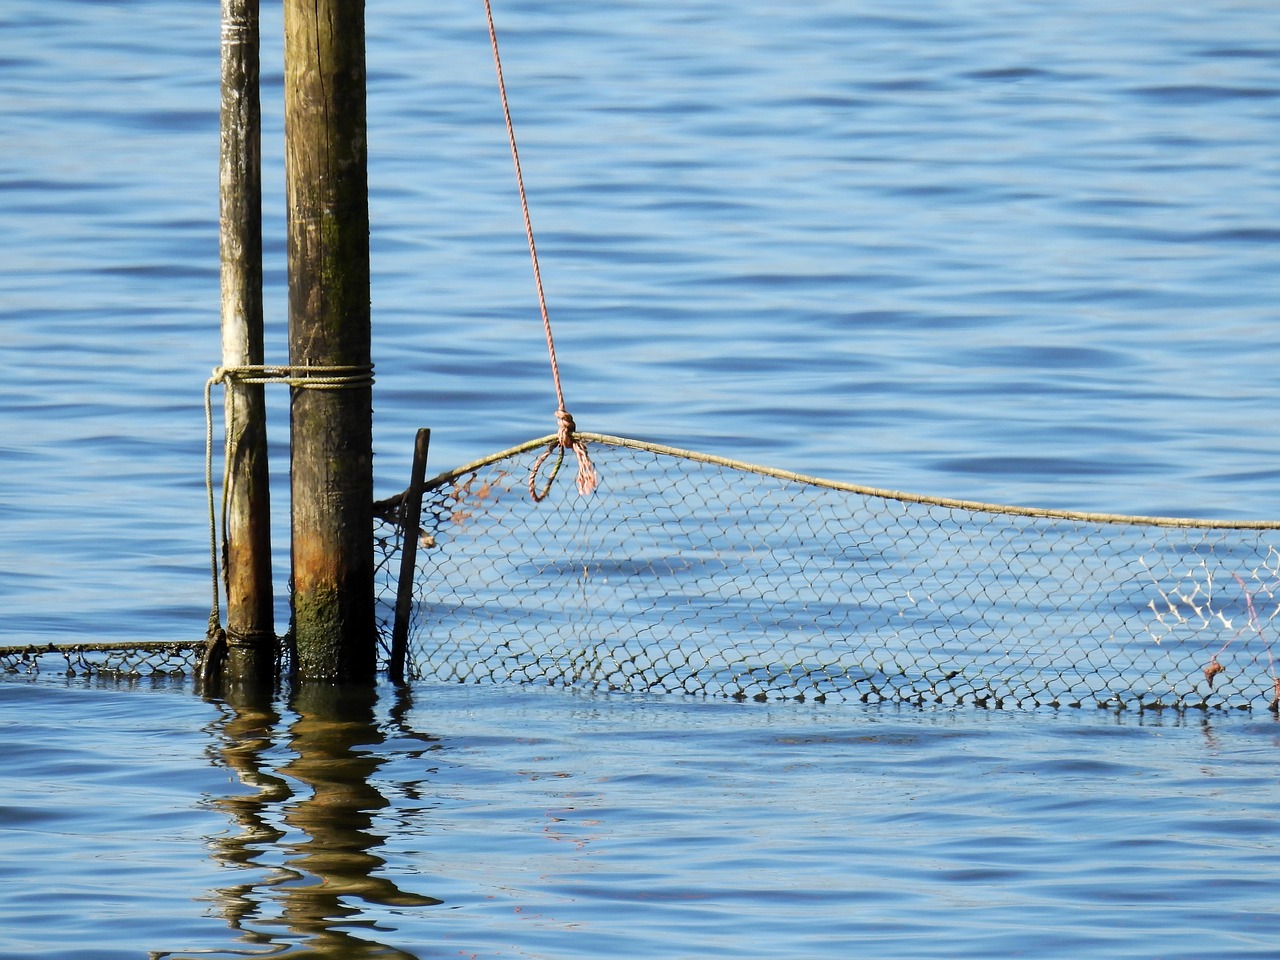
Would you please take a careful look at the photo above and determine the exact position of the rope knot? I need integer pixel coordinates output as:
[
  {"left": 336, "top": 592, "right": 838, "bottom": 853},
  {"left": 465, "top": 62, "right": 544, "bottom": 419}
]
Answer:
[
  {"left": 555, "top": 408, "right": 576, "bottom": 447},
  {"left": 529, "top": 408, "right": 598, "bottom": 502}
]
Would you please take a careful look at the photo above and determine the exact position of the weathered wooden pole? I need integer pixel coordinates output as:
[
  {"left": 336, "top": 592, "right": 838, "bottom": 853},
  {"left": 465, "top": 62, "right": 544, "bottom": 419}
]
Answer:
[
  {"left": 283, "top": 0, "right": 376, "bottom": 681},
  {"left": 220, "top": 0, "right": 275, "bottom": 679}
]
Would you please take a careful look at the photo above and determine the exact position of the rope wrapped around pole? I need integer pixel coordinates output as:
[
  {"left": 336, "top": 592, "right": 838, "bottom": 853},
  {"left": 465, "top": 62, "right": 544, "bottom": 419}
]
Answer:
[{"left": 203, "top": 363, "right": 375, "bottom": 641}]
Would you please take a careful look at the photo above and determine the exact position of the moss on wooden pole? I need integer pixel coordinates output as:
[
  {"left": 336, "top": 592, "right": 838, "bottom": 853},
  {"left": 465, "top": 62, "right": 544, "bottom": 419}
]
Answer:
[
  {"left": 220, "top": 0, "right": 275, "bottom": 680},
  {"left": 283, "top": 0, "right": 375, "bottom": 681}
]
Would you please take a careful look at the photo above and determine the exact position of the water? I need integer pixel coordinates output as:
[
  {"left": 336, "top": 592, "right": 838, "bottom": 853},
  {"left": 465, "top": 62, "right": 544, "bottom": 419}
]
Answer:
[
  {"left": 3, "top": 677, "right": 1279, "bottom": 960},
  {"left": 2, "top": 0, "right": 1280, "bottom": 955}
]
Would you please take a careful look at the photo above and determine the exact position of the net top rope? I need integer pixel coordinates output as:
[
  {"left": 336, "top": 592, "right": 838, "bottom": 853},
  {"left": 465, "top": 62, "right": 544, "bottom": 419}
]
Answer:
[
  {"left": 419, "top": 432, "right": 1280, "bottom": 531},
  {"left": 483, "top": 0, "right": 597, "bottom": 501}
]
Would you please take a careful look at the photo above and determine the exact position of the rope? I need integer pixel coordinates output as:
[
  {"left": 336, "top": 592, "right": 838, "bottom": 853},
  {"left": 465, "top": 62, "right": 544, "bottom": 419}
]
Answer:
[
  {"left": 421, "top": 432, "right": 1280, "bottom": 531},
  {"left": 210, "top": 363, "right": 375, "bottom": 390},
  {"left": 481, "top": 0, "right": 597, "bottom": 502},
  {"left": 204, "top": 363, "right": 374, "bottom": 638}
]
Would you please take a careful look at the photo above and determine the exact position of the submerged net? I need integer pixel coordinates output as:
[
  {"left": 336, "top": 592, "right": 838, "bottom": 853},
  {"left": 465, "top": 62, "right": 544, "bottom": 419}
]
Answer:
[
  {"left": 375, "top": 433, "right": 1280, "bottom": 712},
  {"left": 0, "top": 641, "right": 206, "bottom": 679}
]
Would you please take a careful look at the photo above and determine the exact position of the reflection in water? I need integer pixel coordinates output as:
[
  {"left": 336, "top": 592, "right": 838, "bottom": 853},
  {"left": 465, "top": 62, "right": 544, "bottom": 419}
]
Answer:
[{"left": 156, "top": 682, "right": 440, "bottom": 959}]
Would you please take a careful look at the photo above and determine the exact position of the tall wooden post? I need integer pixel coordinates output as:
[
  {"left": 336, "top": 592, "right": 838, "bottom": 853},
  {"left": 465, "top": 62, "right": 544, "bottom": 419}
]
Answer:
[
  {"left": 220, "top": 0, "right": 275, "bottom": 679},
  {"left": 284, "top": 0, "right": 375, "bottom": 681}
]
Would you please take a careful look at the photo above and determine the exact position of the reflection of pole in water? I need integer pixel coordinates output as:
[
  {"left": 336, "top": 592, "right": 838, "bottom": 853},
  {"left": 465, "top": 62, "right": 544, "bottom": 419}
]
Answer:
[
  {"left": 160, "top": 682, "right": 439, "bottom": 959},
  {"left": 277, "top": 684, "right": 441, "bottom": 940},
  {"left": 202, "top": 680, "right": 292, "bottom": 942}
]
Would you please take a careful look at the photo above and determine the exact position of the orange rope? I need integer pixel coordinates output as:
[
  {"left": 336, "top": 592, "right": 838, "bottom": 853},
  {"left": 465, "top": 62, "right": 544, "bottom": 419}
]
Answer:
[{"left": 482, "top": 0, "right": 597, "bottom": 500}]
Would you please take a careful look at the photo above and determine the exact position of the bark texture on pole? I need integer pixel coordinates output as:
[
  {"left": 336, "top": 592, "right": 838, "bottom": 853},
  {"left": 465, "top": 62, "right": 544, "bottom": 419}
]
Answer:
[
  {"left": 284, "top": 0, "right": 375, "bottom": 681},
  {"left": 220, "top": 0, "right": 275, "bottom": 679}
]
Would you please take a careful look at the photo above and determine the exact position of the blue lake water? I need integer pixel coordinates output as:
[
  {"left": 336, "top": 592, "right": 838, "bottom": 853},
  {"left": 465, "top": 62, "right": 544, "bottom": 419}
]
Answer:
[
  {"left": 4, "top": 677, "right": 1280, "bottom": 960},
  {"left": 2, "top": 0, "right": 1280, "bottom": 956}
]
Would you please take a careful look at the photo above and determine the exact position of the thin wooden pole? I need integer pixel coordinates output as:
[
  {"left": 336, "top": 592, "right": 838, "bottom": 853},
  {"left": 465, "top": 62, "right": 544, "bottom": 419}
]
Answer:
[
  {"left": 220, "top": 0, "right": 274, "bottom": 680},
  {"left": 284, "top": 0, "right": 375, "bottom": 681},
  {"left": 390, "top": 429, "right": 430, "bottom": 685}
]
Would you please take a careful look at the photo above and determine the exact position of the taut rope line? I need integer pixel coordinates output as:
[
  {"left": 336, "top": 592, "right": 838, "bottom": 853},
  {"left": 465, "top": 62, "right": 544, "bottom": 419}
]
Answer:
[
  {"left": 482, "top": 0, "right": 597, "bottom": 501},
  {"left": 203, "top": 364, "right": 374, "bottom": 639}
]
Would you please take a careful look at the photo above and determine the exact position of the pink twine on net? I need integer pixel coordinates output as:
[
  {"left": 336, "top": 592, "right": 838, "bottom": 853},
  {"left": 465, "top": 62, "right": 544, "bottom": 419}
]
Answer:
[{"left": 484, "top": 0, "right": 598, "bottom": 503}]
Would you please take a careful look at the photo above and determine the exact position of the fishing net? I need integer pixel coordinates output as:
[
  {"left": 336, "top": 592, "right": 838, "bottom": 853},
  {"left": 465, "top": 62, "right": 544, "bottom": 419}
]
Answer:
[
  {"left": 374, "top": 433, "right": 1280, "bottom": 712},
  {"left": 0, "top": 641, "right": 206, "bottom": 679}
]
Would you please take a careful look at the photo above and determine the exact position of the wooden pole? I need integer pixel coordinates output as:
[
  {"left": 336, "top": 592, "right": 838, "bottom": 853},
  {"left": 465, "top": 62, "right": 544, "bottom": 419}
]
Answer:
[
  {"left": 284, "top": 0, "right": 375, "bottom": 681},
  {"left": 389, "top": 429, "right": 430, "bottom": 685},
  {"left": 220, "top": 0, "right": 275, "bottom": 679}
]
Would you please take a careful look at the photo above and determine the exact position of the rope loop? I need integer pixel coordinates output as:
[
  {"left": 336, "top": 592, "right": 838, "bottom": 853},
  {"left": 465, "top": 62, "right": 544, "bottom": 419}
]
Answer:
[
  {"left": 528, "top": 408, "right": 598, "bottom": 502},
  {"left": 528, "top": 442, "right": 566, "bottom": 503}
]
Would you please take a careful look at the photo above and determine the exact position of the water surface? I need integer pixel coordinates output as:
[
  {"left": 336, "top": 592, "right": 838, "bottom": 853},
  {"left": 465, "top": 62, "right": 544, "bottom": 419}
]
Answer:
[
  {"left": 3, "top": 677, "right": 1280, "bottom": 960},
  {"left": 2, "top": 0, "right": 1280, "bottom": 957},
  {"left": 3, "top": 2, "right": 1279, "bottom": 650}
]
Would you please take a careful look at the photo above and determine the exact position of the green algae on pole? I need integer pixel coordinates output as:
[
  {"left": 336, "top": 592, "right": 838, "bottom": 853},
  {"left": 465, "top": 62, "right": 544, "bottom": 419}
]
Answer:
[
  {"left": 219, "top": 0, "right": 274, "bottom": 680},
  {"left": 284, "top": 0, "right": 375, "bottom": 681}
]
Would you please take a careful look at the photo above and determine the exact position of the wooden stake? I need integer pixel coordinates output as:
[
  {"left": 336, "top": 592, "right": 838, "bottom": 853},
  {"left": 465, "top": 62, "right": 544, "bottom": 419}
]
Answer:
[
  {"left": 284, "top": 0, "right": 375, "bottom": 681},
  {"left": 390, "top": 429, "right": 430, "bottom": 685},
  {"left": 220, "top": 0, "right": 274, "bottom": 679}
]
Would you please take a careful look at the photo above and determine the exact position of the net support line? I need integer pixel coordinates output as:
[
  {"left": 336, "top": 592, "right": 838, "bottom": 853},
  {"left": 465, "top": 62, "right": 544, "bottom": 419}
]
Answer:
[{"left": 413, "top": 432, "right": 1280, "bottom": 532}]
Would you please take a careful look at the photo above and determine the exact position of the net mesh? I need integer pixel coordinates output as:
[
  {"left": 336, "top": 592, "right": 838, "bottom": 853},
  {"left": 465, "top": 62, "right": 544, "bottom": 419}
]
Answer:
[
  {"left": 0, "top": 641, "right": 206, "bottom": 679},
  {"left": 374, "top": 433, "right": 1280, "bottom": 712}
]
